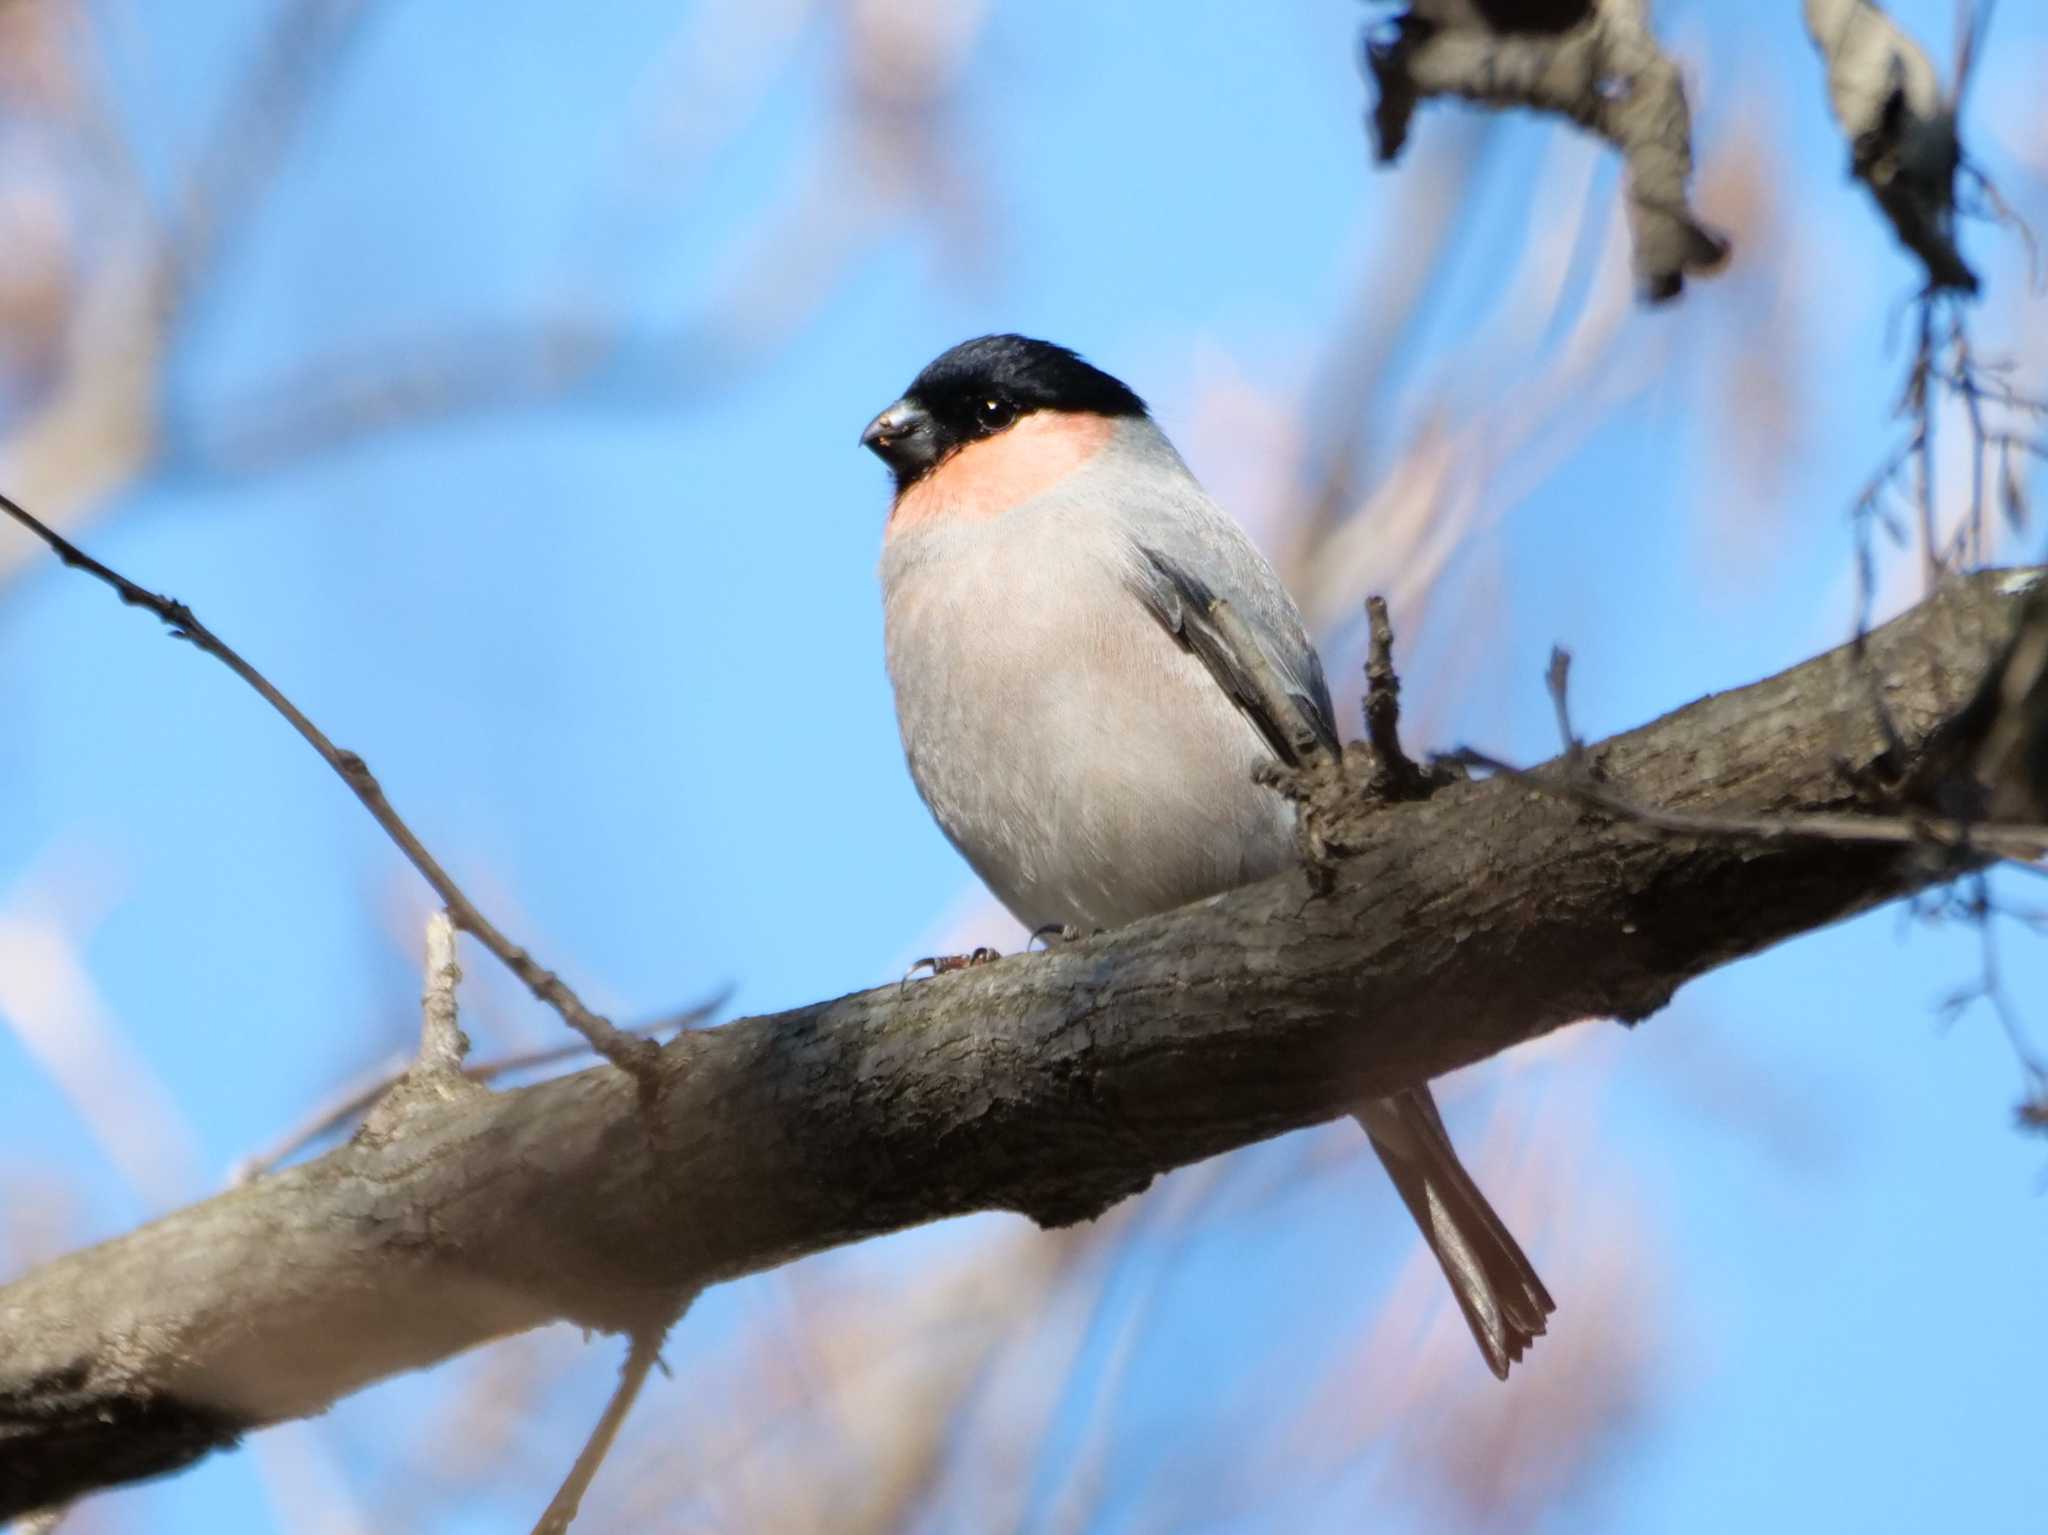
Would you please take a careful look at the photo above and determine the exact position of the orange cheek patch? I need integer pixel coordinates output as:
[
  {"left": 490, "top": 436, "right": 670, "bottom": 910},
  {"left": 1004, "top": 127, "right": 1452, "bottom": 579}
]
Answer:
[{"left": 889, "top": 411, "right": 1116, "bottom": 536}]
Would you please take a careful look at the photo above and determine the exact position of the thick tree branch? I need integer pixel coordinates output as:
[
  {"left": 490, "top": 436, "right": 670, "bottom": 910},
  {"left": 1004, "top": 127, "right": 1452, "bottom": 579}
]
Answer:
[{"left": 1, "top": 568, "right": 2043, "bottom": 1517}]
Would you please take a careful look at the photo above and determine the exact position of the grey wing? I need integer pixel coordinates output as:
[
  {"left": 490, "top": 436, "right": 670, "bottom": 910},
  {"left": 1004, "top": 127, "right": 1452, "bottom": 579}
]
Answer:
[{"left": 1124, "top": 541, "right": 1339, "bottom": 769}]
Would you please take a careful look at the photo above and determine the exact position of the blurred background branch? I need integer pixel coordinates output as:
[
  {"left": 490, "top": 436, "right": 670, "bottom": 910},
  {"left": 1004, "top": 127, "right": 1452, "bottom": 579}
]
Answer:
[{"left": 1364, "top": 0, "right": 1730, "bottom": 300}]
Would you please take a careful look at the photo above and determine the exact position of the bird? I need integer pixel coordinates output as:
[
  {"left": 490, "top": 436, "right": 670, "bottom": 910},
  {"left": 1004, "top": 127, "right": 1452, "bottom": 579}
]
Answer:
[{"left": 863, "top": 333, "right": 1553, "bottom": 1379}]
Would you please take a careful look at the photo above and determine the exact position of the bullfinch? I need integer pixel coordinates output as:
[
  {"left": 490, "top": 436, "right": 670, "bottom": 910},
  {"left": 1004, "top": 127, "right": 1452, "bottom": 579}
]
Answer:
[{"left": 864, "top": 333, "right": 1553, "bottom": 1379}]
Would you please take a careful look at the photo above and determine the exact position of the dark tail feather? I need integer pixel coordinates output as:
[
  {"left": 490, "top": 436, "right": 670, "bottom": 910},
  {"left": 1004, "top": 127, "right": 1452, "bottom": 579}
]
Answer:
[{"left": 1353, "top": 1087, "right": 1555, "bottom": 1380}]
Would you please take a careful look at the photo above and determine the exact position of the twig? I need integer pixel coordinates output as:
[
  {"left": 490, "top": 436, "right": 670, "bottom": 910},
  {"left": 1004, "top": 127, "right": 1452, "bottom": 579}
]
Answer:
[
  {"left": 0, "top": 490, "right": 665, "bottom": 1098},
  {"left": 1850, "top": 297, "right": 2046, "bottom": 628},
  {"left": 1928, "top": 874, "right": 2048, "bottom": 1127},
  {"left": 228, "top": 1051, "right": 405, "bottom": 1185},
  {"left": 416, "top": 910, "right": 468, "bottom": 1081},
  {"left": 529, "top": 1320, "right": 679, "bottom": 1535},
  {"left": 229, "top": 992, "right": 727, "bottom": 1185},
  {"left": 1444, "top": 744, "right": 2048, "bottom": 867},
  {"left": 1962, "top": 879, "right": 2048, "bottom": 1073},
  {"left": 1958, "top": 161, "right": 2040, "bottom": 289},
  {"left": 1914, "top": 301, "right": 1941, "bottom": 587},
  {"left": 1850, "top": 429, "right": 1922, "bottom": 637},
  {"left": 1360, "top": 594, "right": 1455, "bottom": 801},
  {"left": 1361, "top": 595, "right": 1404, "bottom": 764},
  {"left": 1545, "top": 645, "right": 1582, "bottom": 764},
  {"left": 1956, "top": 322, "right": 1990, "bottom": 567},
  {"left": 1941, "top": 321, "right": 2048, "bottom": 568},
  {"left": 1939, "top": 355, "right": 2048, "bottom": 418}
]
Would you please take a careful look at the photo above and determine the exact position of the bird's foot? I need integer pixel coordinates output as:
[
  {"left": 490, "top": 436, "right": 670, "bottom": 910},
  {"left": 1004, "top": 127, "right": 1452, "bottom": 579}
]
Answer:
[{"left": 902, "top": 946, "right": 1002, "bottom": 984}]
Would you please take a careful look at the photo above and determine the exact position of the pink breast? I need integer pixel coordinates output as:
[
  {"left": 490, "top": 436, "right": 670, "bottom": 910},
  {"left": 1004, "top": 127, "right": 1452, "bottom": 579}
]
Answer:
[{"left": 888, "top": 411, "right": 1114, "bottom": 536}]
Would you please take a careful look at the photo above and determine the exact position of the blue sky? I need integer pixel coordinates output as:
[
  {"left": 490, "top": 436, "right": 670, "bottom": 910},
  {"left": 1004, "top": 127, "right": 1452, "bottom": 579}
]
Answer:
[{"left": 4, "top": 1, "right": 2048, "bottom": 1530}]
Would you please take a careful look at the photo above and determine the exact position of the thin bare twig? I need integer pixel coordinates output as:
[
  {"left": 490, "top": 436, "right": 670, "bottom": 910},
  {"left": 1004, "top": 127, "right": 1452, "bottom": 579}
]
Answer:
[
  {"left": 228, "top": 1051, "right": 407, "bottom": 1186},
  {"left": 464, "top": 992, "right": 725, "bottom": 1086},
  {"left": 1444, "top": 744, "right": 2048, "bottom": 867},
  {"left": 1360, "top": 594, "right": 1454, "bottom": 802},
  {"left": 1935, "top": 875, "right": 2048, "bottom": 1074},
  {"left": 0, "top": 489, "right": 665, "bottom": 1096},
  {"left": 1851, "top": 299, "right": 2044, "bottom": 626},
  {"left": 1545, "top": 645, "right": 1583, "bottom": 765},
  {"left": 1851, "top": 427, "right": 1923, "bottom": 635},
  {"left": 229, "top": 992, "right": 725, "bottom": 1186},
  {"left": 416, "top": 910, "right": 469, "bottom": 1081},
  {"left": 530, "top": 1320, "right": 680, "bottom": 1535},
  {"left": 1361, "top": 595, "right": 1405, "bottom": 765},
  {"left": 1956, "top": 323, "right": 1991, "bottom": 567},
  {"left": 1921, "top": 873, "right": 2048, "bottom": 1136},
  {"left": 1914, "top": 302, "right": 1941, "bottom": 587}
]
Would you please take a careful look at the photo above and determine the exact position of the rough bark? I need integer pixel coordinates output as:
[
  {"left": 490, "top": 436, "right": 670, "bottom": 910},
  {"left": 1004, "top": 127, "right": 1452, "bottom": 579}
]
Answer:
[{"left": 2, "top": 568, "right": 2042, "bottom": 1517}]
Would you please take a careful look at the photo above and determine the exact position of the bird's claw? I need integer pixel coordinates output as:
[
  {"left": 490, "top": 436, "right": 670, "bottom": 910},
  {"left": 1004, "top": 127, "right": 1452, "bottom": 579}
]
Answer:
[
  {"left": 1028, "top": 923, "right": 1085, "bottom": 951},
  {"left": 902, "top": 946, "right": 1002, "bottom": 985}
]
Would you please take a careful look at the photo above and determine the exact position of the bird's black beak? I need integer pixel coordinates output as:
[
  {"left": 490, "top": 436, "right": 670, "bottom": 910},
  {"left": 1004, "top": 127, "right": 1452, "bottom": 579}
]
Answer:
[
  {"left": 860, "top": 399, "right": 924, "bottom": 452},
  {"left": 861, "top": 398, "right": 944, "bottom": 487}
]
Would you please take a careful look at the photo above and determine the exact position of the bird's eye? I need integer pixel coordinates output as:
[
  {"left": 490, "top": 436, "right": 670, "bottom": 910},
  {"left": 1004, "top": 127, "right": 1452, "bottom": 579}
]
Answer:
[{"left": 975, "top": 398, "right": 1016, "bottom": 432}]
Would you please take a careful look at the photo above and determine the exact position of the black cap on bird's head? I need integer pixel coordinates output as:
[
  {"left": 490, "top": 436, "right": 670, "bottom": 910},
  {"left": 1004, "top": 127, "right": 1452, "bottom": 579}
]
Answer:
[{"left": 861, "top": 334, "right": 1148, "bottom": 493}]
